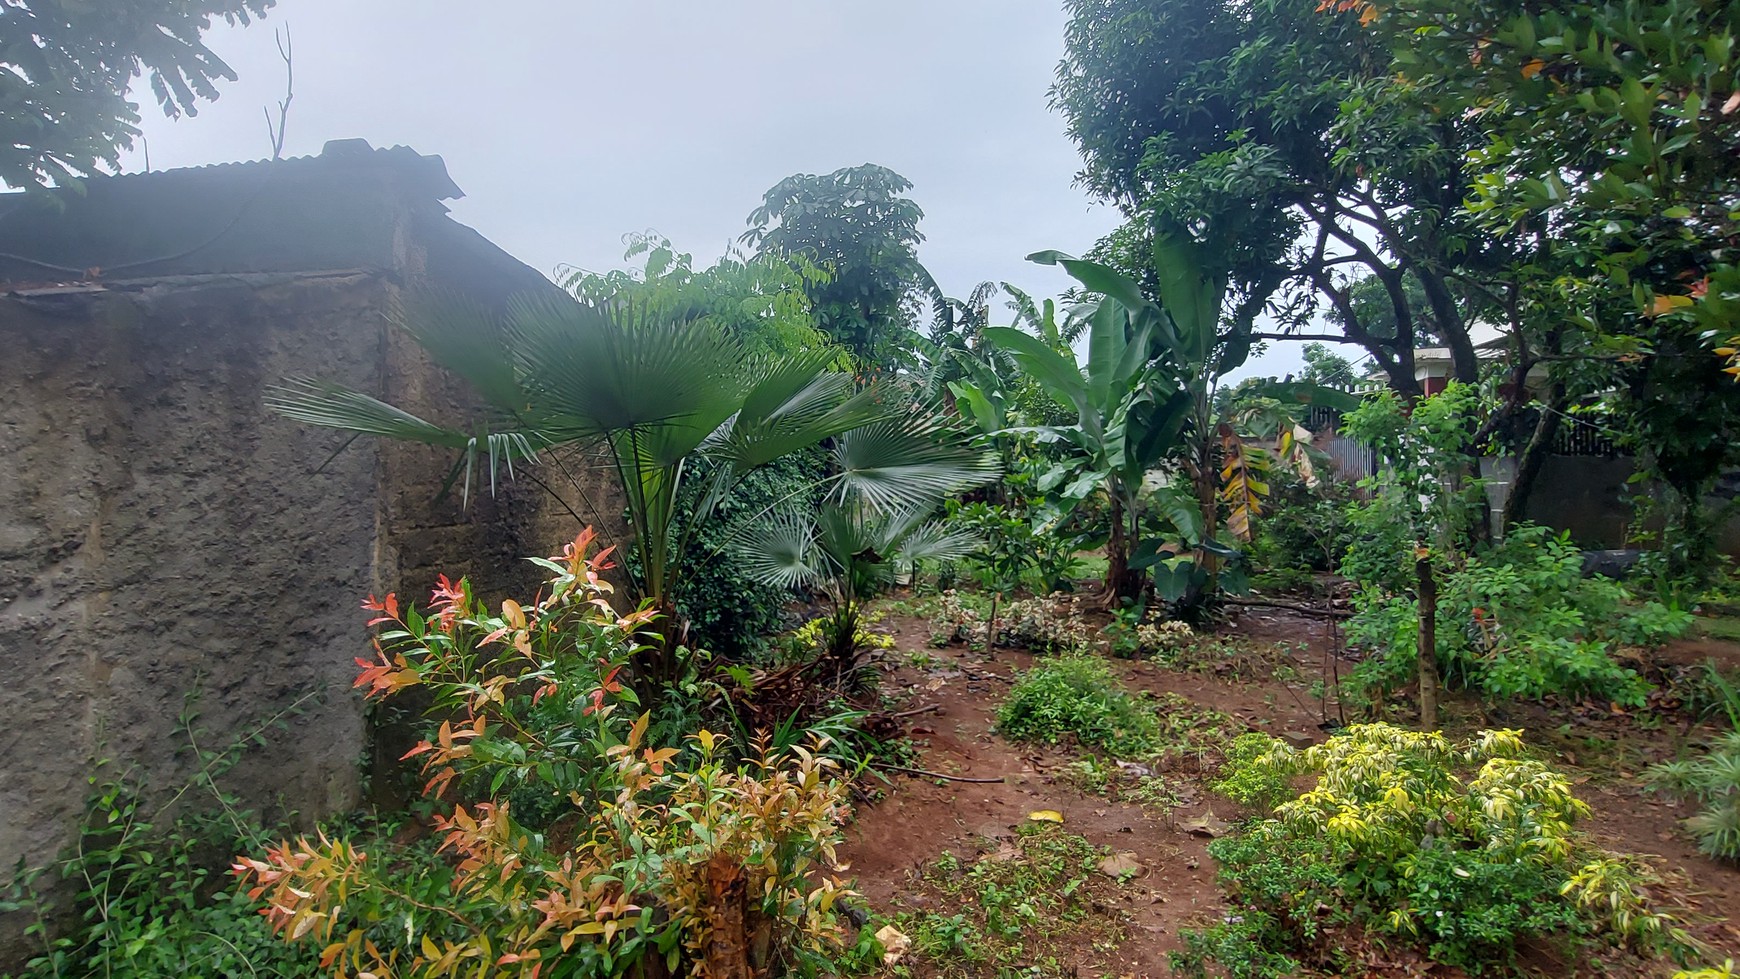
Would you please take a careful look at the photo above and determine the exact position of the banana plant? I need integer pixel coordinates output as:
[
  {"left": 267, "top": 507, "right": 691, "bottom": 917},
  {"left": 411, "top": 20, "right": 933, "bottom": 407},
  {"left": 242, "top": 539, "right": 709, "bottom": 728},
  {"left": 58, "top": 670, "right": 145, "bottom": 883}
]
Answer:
[
  {"left": 983, "top": 252, "right": 1195, "bottom": 603},
  {"left": 996, "top": 225, "right": 1348, "bottom": 607}
]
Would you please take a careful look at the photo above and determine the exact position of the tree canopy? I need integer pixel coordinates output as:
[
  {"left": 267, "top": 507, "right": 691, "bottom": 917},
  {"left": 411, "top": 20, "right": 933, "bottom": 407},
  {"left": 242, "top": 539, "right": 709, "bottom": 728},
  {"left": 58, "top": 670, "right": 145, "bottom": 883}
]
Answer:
[
  {"left": 741, "top": 163, "right": 930, "bottom": 369},
  {"left": 1052, "top": 0, "right": 1500, "bottom": 395},
  {"left": 1, "top": 0, "right": 275, "bottom": 190}
]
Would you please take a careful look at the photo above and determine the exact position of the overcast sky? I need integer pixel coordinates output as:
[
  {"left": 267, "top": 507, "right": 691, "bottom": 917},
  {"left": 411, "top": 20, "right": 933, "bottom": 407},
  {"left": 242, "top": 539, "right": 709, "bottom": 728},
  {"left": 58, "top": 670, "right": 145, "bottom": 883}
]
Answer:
[{"left": 124, "top": 0, "right": 1310, "bottom": 380}]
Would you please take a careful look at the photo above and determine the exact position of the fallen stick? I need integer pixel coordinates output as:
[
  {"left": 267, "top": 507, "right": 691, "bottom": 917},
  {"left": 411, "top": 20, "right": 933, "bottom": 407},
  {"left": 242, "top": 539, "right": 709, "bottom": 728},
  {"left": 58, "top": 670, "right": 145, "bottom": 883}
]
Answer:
[
  {"left": 1222, "top": 597, "right": 1353, "bottom": 619},
  {"left": 892, "top": 703, "right": 940, "bottom": 718},
  {"left": 873, "top": 764, "right": 1006, "bottom": 784}
]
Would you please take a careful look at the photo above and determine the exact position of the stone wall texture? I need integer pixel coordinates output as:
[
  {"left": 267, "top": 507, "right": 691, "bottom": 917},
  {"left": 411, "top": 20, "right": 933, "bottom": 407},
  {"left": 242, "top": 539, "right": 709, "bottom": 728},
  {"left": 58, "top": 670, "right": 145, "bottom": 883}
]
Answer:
[{"left": 0, "top": 269, "right": 618, "bottom": 965}]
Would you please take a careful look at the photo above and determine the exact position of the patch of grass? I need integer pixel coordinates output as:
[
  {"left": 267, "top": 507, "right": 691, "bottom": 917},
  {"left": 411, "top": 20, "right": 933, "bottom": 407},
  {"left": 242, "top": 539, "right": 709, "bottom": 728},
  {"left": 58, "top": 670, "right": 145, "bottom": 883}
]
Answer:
[
  {"left": 1648, "top": 729, "right": 1740, "bottom": 862},
  {"left": 1056, "top": 694, "right": 1242, "bottom": 825},
  {"left": 1154, "top": 636, "right": 1301, "bottom": 683},
  {"left": 1694, "top": 614, "right": 1740, "bottom": 644},
  {"left": 997, "top": 654, "right": 1161, "bottom": 756},
  {"left": 876, "top": 589, "right": 949, "bottom": 622},
  {"left": 1073, "top": 554, "right": 1110, "bottom": 583},
  {"left": 887, "top": 825, "right": 1134, "bottom": 978}
]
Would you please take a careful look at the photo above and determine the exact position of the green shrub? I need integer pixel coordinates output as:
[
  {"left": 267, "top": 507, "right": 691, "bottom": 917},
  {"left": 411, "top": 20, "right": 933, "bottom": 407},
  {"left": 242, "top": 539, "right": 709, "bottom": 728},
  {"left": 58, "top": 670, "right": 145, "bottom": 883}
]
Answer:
[
  {"left": 2, "top": 773, "right": 324, "bottom": 979},
  {"left": 1647, "top": 730, "right": 1740, "bottom": 861},
  {"left": 233, "top": 532, "right": 857, "bottom": 979},
  {"left": 1248, "top": 471, "right": 1357, "bottom": 579},
  {"left": 659, "top": 451, "right": 823, "bottom": 660},
  {"left": 997, "top": 654, "right": 1160, "bottom": 756},
  {"left": 1179, "top": 724, "right": 1692, "bottom": 977},
  {"left": 1347, "top": 524, "right": 1691, "bottom": 707},
  {"left": 1212, "top": 732, "right": 1293, "bottom": 811}
]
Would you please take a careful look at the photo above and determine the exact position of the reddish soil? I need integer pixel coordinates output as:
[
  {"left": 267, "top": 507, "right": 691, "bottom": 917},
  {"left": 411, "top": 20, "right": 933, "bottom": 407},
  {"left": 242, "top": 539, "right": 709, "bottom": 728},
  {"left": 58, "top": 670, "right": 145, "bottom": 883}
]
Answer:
[{"left": 837, "top": 596, "right": 1740, "bottom": 977}]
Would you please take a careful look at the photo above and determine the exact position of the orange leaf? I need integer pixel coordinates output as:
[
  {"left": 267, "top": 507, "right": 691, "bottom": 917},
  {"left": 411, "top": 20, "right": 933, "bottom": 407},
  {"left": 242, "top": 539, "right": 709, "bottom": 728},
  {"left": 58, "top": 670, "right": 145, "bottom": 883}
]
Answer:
[
  {"left": 1521, "top": 58, "right": 1544, "bottom": 79},
  {"left": 1650, "top": 293, "right": 1694, "bottom": 316}
]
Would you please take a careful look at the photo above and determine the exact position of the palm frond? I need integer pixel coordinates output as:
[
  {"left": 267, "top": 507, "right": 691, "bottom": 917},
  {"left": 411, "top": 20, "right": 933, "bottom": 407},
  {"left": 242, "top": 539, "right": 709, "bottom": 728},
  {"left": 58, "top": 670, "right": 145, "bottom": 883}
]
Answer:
[
  {"left": 829, "top": 413, "right": 1000, "bottom": 513},
  {"left": 393, "top": 291, "right": 528, "bottom": 413},
  {"left": 507, "top": 293, "right": 750, "bottom": 463},
  {"left": 893, "top": 517, "right": 981, "bottom": 565},
  {"left": 709, "top": 351, "right": 891, "bottom": 470},
  {"left": 266, "top": 378, "right": 474, "bottom": 448},
  {"left": 731, "top": 511, "right": 823, "bottom": 589}
]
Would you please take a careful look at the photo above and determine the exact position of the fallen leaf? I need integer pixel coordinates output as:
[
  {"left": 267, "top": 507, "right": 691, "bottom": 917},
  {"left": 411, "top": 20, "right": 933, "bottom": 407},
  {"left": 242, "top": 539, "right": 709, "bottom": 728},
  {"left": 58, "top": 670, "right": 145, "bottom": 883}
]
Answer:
[
  {"left": 875, "top": 925, "right": 911, "bottom": 966},
  {"left": 1098, "top": 851, "right": 1144, "bottom": 878},
  {"left": 1028, "top": 809, "right": 1064, "bottom": 824},
  {"left": 1182, "top": 813, "right": 1232, "bottom": 838}
]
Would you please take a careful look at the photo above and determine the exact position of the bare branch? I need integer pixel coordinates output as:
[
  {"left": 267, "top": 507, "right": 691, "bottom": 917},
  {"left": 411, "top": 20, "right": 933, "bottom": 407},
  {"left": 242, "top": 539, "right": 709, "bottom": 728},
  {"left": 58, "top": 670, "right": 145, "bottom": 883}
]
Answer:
[{"left": 265, "top": 26, "right": 293, "bottom": 160}]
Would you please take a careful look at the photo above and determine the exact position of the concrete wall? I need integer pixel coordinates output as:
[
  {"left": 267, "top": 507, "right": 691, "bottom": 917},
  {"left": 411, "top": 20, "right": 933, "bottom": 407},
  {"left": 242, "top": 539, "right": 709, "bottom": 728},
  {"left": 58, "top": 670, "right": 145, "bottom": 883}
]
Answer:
[{"left": 0, "top": 270, "right": 614, "bottom": 964}]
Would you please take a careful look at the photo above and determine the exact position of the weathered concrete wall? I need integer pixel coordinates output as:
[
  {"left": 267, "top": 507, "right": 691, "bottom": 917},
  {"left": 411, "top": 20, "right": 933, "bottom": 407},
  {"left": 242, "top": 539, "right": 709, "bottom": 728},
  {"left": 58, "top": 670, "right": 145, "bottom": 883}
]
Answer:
[
  {"left": 0, "top": 274, "right": 387, "bottom": 961},
  {"left": 0, "top": 269, "right": 619, "bottom": 965}
]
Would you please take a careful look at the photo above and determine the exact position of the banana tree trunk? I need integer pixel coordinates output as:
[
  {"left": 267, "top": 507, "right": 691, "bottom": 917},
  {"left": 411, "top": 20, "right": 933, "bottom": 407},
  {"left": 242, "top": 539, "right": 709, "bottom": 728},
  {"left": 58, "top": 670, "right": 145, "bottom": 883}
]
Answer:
[{"left": 1103, "top": 493, "right": 1145, "bottom": 606}]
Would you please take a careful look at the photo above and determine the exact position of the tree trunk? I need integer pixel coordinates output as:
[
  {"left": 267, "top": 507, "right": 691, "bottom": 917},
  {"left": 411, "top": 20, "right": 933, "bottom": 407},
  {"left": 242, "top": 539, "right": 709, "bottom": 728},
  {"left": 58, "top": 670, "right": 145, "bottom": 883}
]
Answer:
[
  {"left": 1415, "top": 550, "right": 1440, "bottom": 732},
  {"left": 1502, "top": 383, "right": 1565, "bottom": 533},
  {"left": 1104, "top": 495, "right": 1143, "bottom": 606},
  {"left": 985, "top": 592, "right": 1000, "bottom": 656},
  {"left": 701, "top": 855, "right": 750, "bottom": 979}
]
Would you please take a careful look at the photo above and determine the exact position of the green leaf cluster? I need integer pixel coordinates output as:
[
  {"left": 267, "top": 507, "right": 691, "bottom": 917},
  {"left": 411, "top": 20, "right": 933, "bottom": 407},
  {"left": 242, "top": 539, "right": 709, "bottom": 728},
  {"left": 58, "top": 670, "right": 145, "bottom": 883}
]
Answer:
[
  {"left": 996, "top": 654, "right": 1161, "bottom": 757},
  {"left": 2, "top": 0, "right": 275, "bottom": 189}
]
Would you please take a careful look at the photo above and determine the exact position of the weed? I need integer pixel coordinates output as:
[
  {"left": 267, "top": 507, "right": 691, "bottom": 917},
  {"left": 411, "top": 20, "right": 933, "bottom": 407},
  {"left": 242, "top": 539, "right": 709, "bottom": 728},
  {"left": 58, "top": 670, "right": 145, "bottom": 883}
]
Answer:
[
  {"left": 997, "top": 655, "right": 1160, "bottom": 756},
  {"left": 1647, "top": 730, "right": 1740, "bottom": 861},
  {"left": 2, "top": 691, "right": 321, "bottom": 979},
  {"left": 892, "top": 826, "right": 1132, "bottom": 978}
]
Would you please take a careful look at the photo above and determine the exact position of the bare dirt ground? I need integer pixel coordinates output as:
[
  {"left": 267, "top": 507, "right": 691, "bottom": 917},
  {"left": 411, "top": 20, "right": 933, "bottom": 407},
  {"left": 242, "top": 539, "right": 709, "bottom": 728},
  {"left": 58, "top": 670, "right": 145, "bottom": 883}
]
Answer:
[{"left": 836, "top": 594, "right": 1740, "bottom": 978}]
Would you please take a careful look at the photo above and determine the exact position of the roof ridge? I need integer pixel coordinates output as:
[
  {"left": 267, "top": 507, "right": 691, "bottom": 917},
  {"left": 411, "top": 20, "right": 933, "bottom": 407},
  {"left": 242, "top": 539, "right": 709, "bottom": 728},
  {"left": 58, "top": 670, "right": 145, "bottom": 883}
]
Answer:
[{"left": 72, "top": 139, "right": 463, "bottom": 201}]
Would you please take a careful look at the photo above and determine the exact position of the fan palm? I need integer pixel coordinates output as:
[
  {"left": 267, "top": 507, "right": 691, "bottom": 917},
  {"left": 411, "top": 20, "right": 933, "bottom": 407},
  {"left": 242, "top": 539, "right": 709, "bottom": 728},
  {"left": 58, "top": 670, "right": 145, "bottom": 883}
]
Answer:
[
  {"left": 734, "top": 415, "right": 997, "bottom": 679},
  {"left": 267, "top": 290, "right": 927, "bottom": 682}
]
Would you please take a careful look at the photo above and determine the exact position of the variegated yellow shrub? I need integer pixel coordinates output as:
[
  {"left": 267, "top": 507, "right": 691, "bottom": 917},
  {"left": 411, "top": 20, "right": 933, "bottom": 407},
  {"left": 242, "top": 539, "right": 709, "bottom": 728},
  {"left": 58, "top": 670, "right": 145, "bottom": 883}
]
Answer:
[{"left": 1177, "top": 723, "right": 1696, "bottom": 977}]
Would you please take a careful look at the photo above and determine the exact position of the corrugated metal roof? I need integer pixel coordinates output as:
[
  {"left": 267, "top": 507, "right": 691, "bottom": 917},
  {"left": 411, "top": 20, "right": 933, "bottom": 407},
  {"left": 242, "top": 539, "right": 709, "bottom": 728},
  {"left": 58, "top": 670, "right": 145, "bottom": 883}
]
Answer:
[{"left": 0, "top": 140, "right": 466, "bottom": 284}]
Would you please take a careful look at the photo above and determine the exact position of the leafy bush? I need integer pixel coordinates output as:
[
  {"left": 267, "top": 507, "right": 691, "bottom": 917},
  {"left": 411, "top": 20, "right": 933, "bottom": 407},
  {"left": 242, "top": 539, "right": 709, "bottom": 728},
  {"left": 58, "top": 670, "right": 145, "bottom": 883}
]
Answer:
[
  {"left": 1248, "top": 470, "right": 1358, "bottom": 582},
  {"left": 3, "top": 771, "right": 324, "bottom": 979},
  {"left": 1104, "top": 601, "right": 1195, "bottom": 660},
  {"left": 1647, "top": 730, "right": 1740, "bottom": 862},
  {"left": 931, "top": 589, "right": 1094, "bottom": 654},
  {"left": 1179, "top": 724, "right": 1691, "bottom": 977},
  {"left": 1347, "top": 525, "right": 1690, "bottom": 707},
  {"left": 997, "top": 654, "right": 1160, "bottom": 756},
  {"left": 1211, "top": 732, "right": 1294, "bottom": 812},
  {"left": 654, "top": 451, "right": 822, "bottom": 660},
  {"left": 234, "top": 530, "right": 857, "bottom": 979}
]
